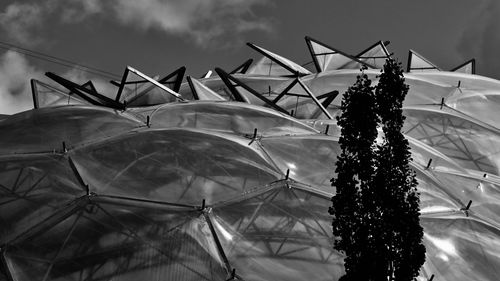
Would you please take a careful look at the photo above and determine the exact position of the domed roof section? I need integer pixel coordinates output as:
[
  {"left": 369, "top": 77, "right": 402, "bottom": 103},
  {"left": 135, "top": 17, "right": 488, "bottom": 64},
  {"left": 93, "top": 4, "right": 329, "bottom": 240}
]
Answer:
[
  {"left": 70, "top": 128, "right": 282, "bottom": 205},
  {"left": 0, "top": 154, "right": 84, "bottom": 243},
  {"left": 0, "top": 106, "right": 142, "bottom": 155},
  {"left": 210, "top": 184, "right": 343, "bottom": 281},
  {"left": 129, "top": 101, "right": 318, "bottom": 136}
]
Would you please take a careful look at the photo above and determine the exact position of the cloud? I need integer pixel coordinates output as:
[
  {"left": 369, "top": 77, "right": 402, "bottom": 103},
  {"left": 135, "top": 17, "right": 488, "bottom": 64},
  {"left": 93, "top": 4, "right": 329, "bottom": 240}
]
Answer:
[
  {"left": 0, "top": 3, "right": 45, "bottom": 46},
  {"left": 0, "top": 50, "right": 117, "bottom": 114},
  {"left": 457, "top": 0, "right": 500, "bottom": 78},
  {"left": 111, "top": 0, "right": 272, "bottom": 46},
  {"left": 0, "top": 0, "right": 272, "bottom": 48},
  {"left": 0, "top": 50, "right": 43, "bottom": 114}
]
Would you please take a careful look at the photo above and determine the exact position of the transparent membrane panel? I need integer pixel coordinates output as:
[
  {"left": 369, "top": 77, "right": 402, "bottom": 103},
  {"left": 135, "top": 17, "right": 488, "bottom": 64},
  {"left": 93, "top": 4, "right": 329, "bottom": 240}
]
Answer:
[
  {"left": 416, "top": 169, "right": 463, "bottom": 216},
  {"left": 420, "top": 216, "right": 500, "bottom": 281},
  {"left": 0, "top": 106, "right": 142, "bottom": 155},
  {"left": 179, "top": 75, "right": 289, "bottom": 103},
  {"left": 4, "top": 199, "right": 227, "bottom": 281},
  {"left": 425, "top": 169, "right": 500, "bottom": 228},
  {"left": 0, "top": 154, "right": 84, "bottom": 243},
  {"left": 275, "top": 95, "right": 326, "bottom": 119},
  {"left": 188, "top": 77, "right": 225, "bottom": 101},
  {"left": 32, "top": 80, "right": 88, "bottom": 109},
  {"left": 356, "top": 41, "right": 390, "bottom": 69},
  {"left": 308, "top": 39, "right": 359, "bottom": 71},
  {"left": 408, "top": 51, "right": 439, "bottom": 72},
  {"left": 403, "top": 107, "right": 500, "bottom": 175},
  {"left": 117, "top": 70, "right": 189, "bottom": 106},
  {"left": 409, "top": 72, "right": 500, "bottom": 92},
  {"left": 210, "top": 186, "right": 344, "bottom": 281},
  {"left": 446, "top": 90, "right": 500, "bottom": 130},
  {"left": 303, "top": 119, "right": 342, "bottom": 137},
  {"left": 299, "top": 70, "right": 455, "bottom": 108},
  {"left": 304, "top": 70, "right": 379, "bottom": 107},
  {"left": 148, "top": 102, "right": 317, "bottom": 136},
  {"left": 259, "top": 135, "right": 340, "bottom": 194},
  {"left": 407, "top": 136, "right": 467, "bottom": 173},
  {"left": 246, "top": 45, "right": 310, "bottom": 76},
  {"left": 71, "top": 129, "right": 282, "bottom": 205},
  {"left": 247, "top": 56, "right": 295, "bottom": 76}
]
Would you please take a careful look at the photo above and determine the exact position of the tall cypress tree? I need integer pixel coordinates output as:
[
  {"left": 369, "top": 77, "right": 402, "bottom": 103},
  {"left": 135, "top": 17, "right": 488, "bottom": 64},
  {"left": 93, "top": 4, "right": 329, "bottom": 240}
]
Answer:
[
  {"left": 330, "top": 67, "right": 380, "bottom": 281},
  {"left": 374, "top": 58, "right": 425, "bottom": 280},
  {"left": 331, "top": 60, "right": 425, "bottom": 281}
]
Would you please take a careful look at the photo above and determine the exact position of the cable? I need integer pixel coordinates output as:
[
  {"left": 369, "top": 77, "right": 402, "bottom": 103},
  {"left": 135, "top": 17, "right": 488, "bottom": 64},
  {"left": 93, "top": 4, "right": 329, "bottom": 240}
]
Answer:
[{"left": 0, "top": 40, "right": 121, "bottom": 80}]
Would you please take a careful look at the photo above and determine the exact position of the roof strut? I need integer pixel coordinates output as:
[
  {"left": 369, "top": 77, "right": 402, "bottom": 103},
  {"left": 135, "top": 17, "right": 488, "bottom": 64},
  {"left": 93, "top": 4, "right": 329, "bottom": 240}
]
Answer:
[
  {"left": 114, "top": 66, "right": 186, "bottom": 103},
  {"left": 215, "top": 67, "right": 291, "bottom": 115},
  {"left": 45, "top": 72, "right": 125, "bottom": 109}
]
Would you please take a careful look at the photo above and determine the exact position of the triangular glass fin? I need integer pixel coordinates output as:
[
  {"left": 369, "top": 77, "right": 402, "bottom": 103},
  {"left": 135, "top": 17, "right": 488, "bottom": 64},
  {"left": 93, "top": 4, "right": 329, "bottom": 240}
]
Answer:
[
  {"left": 407, "top": 49, "right": 440, "bottom": 72},
  {"left": 187, "top": 76, "right": 226, "bottom": 101},
  {"left": 451, "top": 59, "right": 475, "bottom": 74},
  {"left": 356, "top": 41, "right": 391, "bottom": 69},
  {"left": 31, "top": 79, "right": 88, "bottom": 109},
  {"left": 305, "top": 36, "right": 376, "bottom": 72},
  {"left": 230, "top": 58, "right": 253, "bottom": 74},
  {"left": 115, "top": 66, "right": 185, "bottom": 106},
  {"left": 246, "top": 43, "right": 311, "bottom": 76}
]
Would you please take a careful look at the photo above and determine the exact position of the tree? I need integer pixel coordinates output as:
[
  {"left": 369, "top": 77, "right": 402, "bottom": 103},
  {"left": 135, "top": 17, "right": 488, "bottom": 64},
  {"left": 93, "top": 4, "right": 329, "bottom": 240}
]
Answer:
[
  {"left": 330, "top": 60, "right": 425, "bottom": 281},
  {"left": 329, "top": 66, "right": 380, "bottom": 280},
  {"left": 373, "top": 59, "right": 425, "bottom": 280}
]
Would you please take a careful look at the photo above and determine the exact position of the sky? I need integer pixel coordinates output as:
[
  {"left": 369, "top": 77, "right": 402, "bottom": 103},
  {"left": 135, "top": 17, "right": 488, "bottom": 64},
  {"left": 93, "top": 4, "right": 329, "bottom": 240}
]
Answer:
[{"left": 0, "top": 0, "right": 498, "bottom": 114}]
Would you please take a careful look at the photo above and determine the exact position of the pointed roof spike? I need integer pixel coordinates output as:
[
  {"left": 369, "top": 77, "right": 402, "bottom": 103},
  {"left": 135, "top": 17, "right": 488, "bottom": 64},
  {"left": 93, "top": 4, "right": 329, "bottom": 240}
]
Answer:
[
  {"left": 186, "top": 76, "right": 226, "bottom": 101},
  {"left": 305, "top": 36, "right": 376, "bottom": 72},
  {"left": 115, "top": 66, "right": 186, "bottom": 104},
  {"left": 31, "top": 79, "right": 88, "bottom": 109},
  {"left": 45, "top": 72, "right": 125, "bottom": 109},
  {"left": 201, "top": 70, "right": 213, "bottom": 79},
  {"left": 296, "top": 78, "right": 333, "bottom": 119},
  {"left": 451, "top": 58, "right": 476, "bottom": 74},
  {"left": 355, "top": 40, "right": 392, "bottom": 69},
  {"left": 214, "top": 68, "right": 251, "bottom": 103},
  {"left": 407, "top": 49, "right": 441, "bottom": 72},
  {"left": 246, "top": 43, "right": 311, "bottom": 76},
  {"left": 230, "top": 58, "right": 254, "bottom": 74},
  {"left": 215, "top": 67, "right": 291, "bottom": 115}
]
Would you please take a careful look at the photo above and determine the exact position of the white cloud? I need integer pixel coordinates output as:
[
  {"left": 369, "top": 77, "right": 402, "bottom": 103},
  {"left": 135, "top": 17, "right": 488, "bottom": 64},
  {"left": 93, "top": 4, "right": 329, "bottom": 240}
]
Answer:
[
  {"left": 0, "top": 0, "right": 272, "bottom": 48},
  {"left": 0, "top": 50, "right": 43, "bottom": 114},
  {"left": 0, "top": 50, "right": 117, "bottom": 114}
]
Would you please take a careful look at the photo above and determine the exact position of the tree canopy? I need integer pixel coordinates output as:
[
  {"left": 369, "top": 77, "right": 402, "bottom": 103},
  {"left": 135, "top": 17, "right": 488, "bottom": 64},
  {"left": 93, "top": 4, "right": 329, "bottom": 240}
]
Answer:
[{"left": 330, "top": 60, "right": 425, "bottom": 281}]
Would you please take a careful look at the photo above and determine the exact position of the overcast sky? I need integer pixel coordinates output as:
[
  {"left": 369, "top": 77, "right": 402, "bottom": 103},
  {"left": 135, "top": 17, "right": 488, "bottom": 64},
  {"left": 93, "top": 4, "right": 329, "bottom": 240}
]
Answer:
[{"left": 0, "top": 0, "right": 498, "bottom": 113}]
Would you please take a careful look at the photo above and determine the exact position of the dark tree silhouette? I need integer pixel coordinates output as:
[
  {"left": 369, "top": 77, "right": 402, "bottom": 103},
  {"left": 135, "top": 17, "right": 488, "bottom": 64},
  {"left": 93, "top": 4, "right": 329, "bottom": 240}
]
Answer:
[
  {"left": 330, "top": 60, "right": 425, "bottom": 281},
  {"left": 329, "top": 67, "right": 380, "bottom": 280},
  {"left": 373, "top": 59, "right": 425, "bottom": 280}
]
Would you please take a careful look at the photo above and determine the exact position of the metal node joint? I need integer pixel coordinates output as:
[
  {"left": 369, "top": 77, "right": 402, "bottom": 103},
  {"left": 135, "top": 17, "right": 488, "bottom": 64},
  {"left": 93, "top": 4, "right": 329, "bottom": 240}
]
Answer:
[
  {"left": 425, "top": 158, "right": 433, "bottom": 170},
  {"left": 460, "top": 200, "right": 472, "bottom": 217},
  {"left": 225, "top": 268, "right": 237, "bottom": 281},
  {"left": 247, "top": 128, "right": 261, "bottom": 145}
]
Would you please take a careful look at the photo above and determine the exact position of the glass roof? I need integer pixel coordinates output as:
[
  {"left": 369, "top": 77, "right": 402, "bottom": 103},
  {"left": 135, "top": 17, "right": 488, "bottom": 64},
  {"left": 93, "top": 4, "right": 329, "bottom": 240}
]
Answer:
[
  {"left": 3, "top": 198, "right": 227, "bottom": 281},
  {"left": 0, "top": 154, "right": 84, "bottom": 243},
  {"left": 70, "top": 128, "right": 282, "bottom": 206},
  {"left": 0, "top": 106, "right": 142, "bottom": 155},
  {"left": 136, "top": 101, "right": 318, "bottom": 136},
  {"left": 210, "top": 185, "right": 343, "bottom": 281},
  {"left": 2, "top": 39, "right": 500, "bottom": 281}
]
